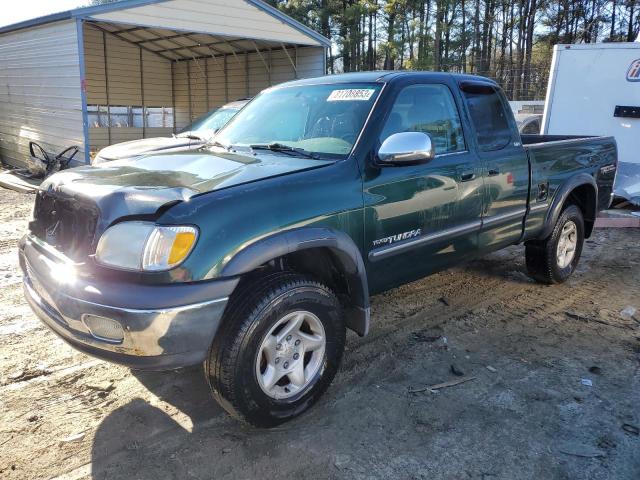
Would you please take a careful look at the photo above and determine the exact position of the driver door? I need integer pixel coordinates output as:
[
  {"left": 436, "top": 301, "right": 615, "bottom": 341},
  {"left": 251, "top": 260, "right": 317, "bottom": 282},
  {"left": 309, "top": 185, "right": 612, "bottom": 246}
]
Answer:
[{"left": 363, "top": 82, "right": 484, "bottom": 293}]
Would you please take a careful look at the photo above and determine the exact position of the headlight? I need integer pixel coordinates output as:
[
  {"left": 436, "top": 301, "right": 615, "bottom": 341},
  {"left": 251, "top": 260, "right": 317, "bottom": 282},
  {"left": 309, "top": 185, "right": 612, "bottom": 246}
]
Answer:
[{"left": 95, "top": 222, "right": 198, "bottom": 271}]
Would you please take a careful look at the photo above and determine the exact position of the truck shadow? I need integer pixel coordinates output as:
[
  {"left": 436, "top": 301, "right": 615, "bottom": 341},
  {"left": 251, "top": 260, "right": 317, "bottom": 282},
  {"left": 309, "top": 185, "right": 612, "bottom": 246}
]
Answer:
[{"left": 90, "top": 366, "right": 229, "bottom": 479}]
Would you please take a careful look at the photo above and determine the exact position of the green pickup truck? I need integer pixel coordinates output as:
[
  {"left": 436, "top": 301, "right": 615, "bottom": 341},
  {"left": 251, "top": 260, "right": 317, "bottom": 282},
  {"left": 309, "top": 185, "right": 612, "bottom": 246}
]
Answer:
[{"left": 20, "top": 72, "right": 617, "bottom": 426}]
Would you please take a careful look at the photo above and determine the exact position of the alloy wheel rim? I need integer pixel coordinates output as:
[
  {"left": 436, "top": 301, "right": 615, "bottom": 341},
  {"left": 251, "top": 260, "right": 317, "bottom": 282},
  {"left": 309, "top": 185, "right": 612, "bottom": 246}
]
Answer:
[
  {"left": 255, "top": 310, "right": 326, "bottom": 400},
  {"left": 556, "top": 220, "right": 578, "bottom": 269}
]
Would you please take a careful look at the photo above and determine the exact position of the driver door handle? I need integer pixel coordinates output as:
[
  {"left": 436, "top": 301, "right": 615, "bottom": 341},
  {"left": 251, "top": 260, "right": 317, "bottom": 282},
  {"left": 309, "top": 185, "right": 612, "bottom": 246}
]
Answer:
[{"left": 460, "top": 171, "right": 475, "bottom": 182}]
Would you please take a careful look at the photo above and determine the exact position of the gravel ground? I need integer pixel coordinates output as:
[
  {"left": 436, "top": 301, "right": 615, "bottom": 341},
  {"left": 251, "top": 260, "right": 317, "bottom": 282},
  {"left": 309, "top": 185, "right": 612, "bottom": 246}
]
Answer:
[{"left": 0, "top": 188, "right": 639, "bottom": 480}]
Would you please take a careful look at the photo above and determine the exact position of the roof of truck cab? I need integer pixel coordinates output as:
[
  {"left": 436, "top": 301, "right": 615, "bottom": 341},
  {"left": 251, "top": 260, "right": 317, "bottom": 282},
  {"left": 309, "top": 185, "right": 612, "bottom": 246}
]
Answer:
[{"left": 275, "top": 71, "right": 498, "bottom": 87}]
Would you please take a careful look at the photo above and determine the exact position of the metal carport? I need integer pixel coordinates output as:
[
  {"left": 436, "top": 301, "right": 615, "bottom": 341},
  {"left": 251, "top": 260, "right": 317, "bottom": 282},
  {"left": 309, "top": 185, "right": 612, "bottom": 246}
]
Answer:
[{"left": 0, "top": 0, "right": 329, "bottom": 167}]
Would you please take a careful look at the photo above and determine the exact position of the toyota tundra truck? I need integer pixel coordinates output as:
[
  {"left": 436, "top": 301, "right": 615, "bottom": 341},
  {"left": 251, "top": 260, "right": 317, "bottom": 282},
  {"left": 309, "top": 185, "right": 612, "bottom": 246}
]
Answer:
[{"left": 19, "top": 72, "right": 617, "bottom": 427}]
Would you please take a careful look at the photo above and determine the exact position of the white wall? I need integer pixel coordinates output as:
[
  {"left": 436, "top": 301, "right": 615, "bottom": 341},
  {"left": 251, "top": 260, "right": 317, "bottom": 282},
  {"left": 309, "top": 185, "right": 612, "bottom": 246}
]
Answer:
[{"left": 0, "top": 20, "right": 84, "bottom": 168}]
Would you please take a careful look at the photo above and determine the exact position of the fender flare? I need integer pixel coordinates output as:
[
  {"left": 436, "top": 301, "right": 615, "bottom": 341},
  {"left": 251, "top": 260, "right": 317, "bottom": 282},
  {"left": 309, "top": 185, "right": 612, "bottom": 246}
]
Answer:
[
  {"left": 539, "top": 173, "right": 598, "bottom": 240},
  {"left": 221, "top": 227, "right": 370, "bottom": 336}
]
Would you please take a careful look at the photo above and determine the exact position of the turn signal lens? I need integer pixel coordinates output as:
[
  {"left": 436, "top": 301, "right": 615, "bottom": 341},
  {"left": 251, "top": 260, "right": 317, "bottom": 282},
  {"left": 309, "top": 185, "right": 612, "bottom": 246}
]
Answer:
[
  {"left": 169, "top": 231, "right": 197, "bottom": 264},
  {"left": 142, "top": 226, "right": 198, "bottom": 271}
]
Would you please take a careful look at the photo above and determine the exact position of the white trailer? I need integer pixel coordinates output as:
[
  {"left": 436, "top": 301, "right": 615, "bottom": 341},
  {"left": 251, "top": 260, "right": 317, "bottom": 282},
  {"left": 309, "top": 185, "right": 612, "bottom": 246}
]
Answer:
[{"left": 542, "top": 43, "right": 640, "bottom": 201}]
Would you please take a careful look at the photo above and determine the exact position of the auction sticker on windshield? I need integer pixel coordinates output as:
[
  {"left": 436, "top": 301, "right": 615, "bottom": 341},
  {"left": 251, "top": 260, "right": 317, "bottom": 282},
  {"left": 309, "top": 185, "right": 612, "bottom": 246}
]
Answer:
[{"left": 327, "top": 89, "right": 375, "bottom": 101}]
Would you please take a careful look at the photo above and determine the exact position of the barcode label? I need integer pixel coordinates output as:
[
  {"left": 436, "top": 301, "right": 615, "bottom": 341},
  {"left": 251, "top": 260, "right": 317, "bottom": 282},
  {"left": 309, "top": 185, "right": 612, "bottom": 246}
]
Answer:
[{"left": 327, "top": 89, "right": 375, "bottom": 102}]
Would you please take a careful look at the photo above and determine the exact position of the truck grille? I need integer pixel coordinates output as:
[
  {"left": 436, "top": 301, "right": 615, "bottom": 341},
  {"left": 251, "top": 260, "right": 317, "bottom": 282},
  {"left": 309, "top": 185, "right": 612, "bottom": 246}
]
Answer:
[{"left": 29, "top": 191, "right": 99, "bottom": 260}]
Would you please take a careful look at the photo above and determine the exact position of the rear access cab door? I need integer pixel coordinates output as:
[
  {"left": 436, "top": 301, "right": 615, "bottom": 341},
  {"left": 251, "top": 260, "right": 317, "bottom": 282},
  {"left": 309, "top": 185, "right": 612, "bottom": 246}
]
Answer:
[
  {"left": 361, "top": 74, "right": 484, "bottom": 293},
  {"left": 458, "top": 81, "right": 530, "bottom": 252}
]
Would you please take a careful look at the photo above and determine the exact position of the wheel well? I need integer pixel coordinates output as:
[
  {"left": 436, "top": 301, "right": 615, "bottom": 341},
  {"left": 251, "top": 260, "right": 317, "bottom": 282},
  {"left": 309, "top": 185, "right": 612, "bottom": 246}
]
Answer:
[
  {"left": 565, "top": 184, "right": 596, "bottom": 238},
  {"left": 237, "top": 247, "right": 349, "bottom": 301}
]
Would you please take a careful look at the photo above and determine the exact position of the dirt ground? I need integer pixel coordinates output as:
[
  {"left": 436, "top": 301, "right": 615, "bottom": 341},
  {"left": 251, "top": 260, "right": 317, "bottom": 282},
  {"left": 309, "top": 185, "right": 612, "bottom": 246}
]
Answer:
[{"left": 0, "top": 187, "right": 639, "bottom": 480}]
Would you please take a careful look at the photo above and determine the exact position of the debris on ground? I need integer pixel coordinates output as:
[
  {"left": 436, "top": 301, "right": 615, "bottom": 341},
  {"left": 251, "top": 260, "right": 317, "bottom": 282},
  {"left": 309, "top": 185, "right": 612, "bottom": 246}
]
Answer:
[
  {"left": 2, "top": 365, "right": 50, "bottom": 385},
  {"left": 486, "top": 366, "right": 498, "bottom": 373},
  {"left": 622, "top": 424, "right": 639, "bottom": 436},
  {"left": 620, "top": 306, "right": 637, "bottom": 320},
  {"left": 60, "top": 432, "right": 86, "bottom": 443},
  {"left": 412, "top": 331, "right": 442, "bottom": 343},
  {"left": 450, "top": 364, "right": 465, "bottom": 376},
  {"left": 558, "top": 443, "right": 606, "bottom": 458},
  {"left": 86, "top": 381, "right": 116, "bottom": 393},
  {"left": 8, "top": 369, "right": 25, "bottom": 380},
  {"left": 581, "top": 378, "right": 593, "bottom": 387},
  {"left": 565, "top": 310, "right": 633, "bottom": 330},
  {"left": 408, "top": 376, "right": 476, "bottom": 394}
]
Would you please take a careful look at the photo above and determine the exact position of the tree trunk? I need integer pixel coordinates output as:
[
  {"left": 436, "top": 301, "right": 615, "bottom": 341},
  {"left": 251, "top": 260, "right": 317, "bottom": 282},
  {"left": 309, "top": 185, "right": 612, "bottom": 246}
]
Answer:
[
  {"left": 435, "top": 0, "right": 444, "bottom": 70},
  {"left": 628, "top": 0, "right": 637, "bottom": 42},
  {"left": 471, "top": 0, "right": 481, "bottom": 71},
  {"left": 461, "top": 0, "right": 467, "bottom": 72},
  {"left": 385, "top": 9, "right": 397, "bottom": 70}
]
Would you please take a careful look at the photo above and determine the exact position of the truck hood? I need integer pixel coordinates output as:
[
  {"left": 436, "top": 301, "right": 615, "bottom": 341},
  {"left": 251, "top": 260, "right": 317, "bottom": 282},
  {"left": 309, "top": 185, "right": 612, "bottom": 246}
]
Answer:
[
  {"left": 39, "top": 150, "right": 333, "bottom": 237},
  {"left": 95, "top": 136, "right": 203, "bottom": 162}
]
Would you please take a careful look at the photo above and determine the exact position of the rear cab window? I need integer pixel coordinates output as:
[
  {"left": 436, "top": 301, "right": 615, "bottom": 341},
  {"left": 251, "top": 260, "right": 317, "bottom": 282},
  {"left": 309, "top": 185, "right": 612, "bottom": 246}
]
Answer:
[{"left": 461, "top": 84, "right": 514, "bottom": 151}]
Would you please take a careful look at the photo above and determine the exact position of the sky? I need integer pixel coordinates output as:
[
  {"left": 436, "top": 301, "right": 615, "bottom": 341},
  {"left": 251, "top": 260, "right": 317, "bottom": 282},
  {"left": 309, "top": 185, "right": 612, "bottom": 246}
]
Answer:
[
  {"left": 1, "top": 1, "right": 637, "bottom": 39},
  {"left": 1, "top": 1, "right": 87, "bottom": 28}
]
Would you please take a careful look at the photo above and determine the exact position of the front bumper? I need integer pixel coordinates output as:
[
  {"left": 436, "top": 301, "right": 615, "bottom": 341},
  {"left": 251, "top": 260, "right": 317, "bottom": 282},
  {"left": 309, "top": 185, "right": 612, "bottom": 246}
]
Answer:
[{"left": 19, "top": 234, "right": 238, "bottom": 370}]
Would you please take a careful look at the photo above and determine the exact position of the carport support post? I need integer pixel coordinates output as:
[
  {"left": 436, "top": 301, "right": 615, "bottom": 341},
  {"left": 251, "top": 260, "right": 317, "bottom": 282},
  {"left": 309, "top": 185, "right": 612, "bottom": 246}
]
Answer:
[
  {"left": 187, "top": 61, "right": 192, "bottom": 123},
  {"left": 76, "top": 19, "right": 91, "bottom": 164},
  {"left": 205, "top": 58, "right": 210, "bottom": 111},
  {"left": 245, "top": 53, "right": 249, "bottom": 98},
  {"left": 139, "top": 47, "right": 146, "bottom": 138},
  {"left": 102, "top": 31, "right": 112, "bottom": 146},
  {"left": 224, "top": 55, "right": 229, "bottom": 103},
  {"left": 170, "top": 62, "right": 177, "bottom": 134}
]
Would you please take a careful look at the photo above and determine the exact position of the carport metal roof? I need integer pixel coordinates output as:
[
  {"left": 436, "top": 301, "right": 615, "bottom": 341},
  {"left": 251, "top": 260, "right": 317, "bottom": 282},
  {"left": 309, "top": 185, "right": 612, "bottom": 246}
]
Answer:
[
  {"left": 84, "top": 20, "right": 313, "bottom": 64},
  {"left": 0, "top": 0, "right": 331, "bottom": 55}
]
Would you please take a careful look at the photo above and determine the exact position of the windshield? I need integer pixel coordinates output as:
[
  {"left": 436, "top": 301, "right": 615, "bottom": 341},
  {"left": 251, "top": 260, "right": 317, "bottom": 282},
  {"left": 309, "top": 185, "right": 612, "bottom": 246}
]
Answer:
[
  {"left": 181, "top": 107, "right": 240, "bottom": 134},
  {"left": 216, "top": 83, "right": 383, "bottom": 158}
]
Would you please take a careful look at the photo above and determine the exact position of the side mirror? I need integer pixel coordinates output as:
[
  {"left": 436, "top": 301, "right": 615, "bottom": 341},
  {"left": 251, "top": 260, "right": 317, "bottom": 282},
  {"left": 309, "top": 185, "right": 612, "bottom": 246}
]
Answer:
[{"left": 377, "top": 132, "right": 435, "bottom": 165}]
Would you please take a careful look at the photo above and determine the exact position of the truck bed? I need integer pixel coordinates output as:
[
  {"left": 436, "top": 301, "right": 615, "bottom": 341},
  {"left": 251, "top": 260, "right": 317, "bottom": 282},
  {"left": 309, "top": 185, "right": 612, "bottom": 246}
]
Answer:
[
  {"left": 520, "top": 134, "right": 600, "bottom": 145},
  {"left": 522, "top": 134, "right": 617, "bottom": 218}
]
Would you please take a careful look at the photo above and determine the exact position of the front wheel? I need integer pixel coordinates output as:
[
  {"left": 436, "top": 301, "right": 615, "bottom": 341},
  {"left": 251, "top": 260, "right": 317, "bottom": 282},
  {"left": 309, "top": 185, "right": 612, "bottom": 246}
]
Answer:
[
  {"left": 204, "top": 272, "right": 345, "bottom": 427},
  {"left": 525, "top": 204, "right": 585, "bottom": 284}
]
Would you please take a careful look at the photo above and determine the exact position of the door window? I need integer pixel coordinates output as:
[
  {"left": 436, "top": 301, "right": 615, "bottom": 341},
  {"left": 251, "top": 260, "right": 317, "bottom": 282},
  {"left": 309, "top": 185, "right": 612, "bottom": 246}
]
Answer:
[
  {"left": 462, "top": 86, "right": 513, "bottom": 151},
  {"left": 380, "top": 84, "right": 465, "bottom": 155}
]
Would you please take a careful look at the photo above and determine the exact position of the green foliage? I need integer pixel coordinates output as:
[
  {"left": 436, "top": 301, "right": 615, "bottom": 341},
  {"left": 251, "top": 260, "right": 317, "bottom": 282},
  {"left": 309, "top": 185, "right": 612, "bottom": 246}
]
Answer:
[{"left": 271, "top": 0, "right": 638, "bottom": 99}]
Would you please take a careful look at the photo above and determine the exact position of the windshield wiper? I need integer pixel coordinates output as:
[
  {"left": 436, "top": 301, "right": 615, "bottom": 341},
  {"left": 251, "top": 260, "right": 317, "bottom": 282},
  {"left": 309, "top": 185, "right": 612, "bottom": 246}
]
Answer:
[
  {"left": 249, "top": 143, "right": 319, "bottom": 159},
  {"left": 208, "top": 140, "right": 231, "bottom": 150},
  {"left": 176, "top": 131, "right": 207, "bottom": 141}
]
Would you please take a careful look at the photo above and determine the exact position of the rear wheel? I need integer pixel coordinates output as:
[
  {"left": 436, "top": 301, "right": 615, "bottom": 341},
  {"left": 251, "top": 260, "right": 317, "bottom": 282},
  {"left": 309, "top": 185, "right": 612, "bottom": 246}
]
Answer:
[
  {"left": 205, "top": 272, "right": 345, "bottom": 427},
  {"left": 525, "top": 204, "right": 585, "bottom": 284}
]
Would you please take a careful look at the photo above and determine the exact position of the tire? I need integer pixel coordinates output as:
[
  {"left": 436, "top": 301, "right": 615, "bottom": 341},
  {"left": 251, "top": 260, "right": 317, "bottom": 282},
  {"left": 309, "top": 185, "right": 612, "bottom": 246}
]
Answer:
[
  {"left": 204, "top": 272, "right": 345, "bottom": 427},
  {"left": 525, "top": 204, "right": 585, "bottom": 284}
]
